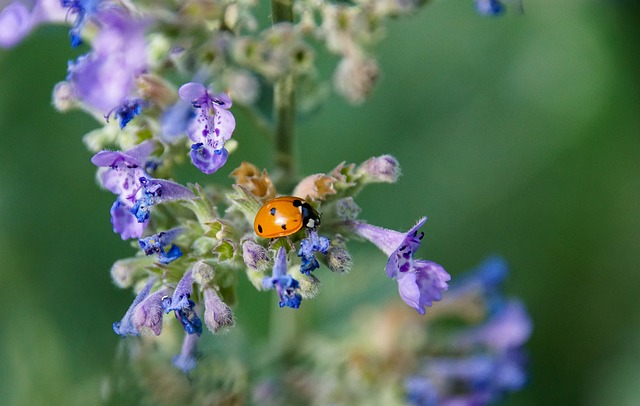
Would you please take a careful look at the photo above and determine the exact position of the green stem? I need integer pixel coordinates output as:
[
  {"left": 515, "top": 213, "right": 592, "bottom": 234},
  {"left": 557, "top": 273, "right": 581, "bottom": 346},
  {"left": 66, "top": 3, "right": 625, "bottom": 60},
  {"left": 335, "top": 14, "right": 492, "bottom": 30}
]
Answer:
[
  {"left": 268, "top": 0, "right": 299, "bottom": 356},
  {"left": 271, "top": 0, "right": 297, "bottom": 192}
]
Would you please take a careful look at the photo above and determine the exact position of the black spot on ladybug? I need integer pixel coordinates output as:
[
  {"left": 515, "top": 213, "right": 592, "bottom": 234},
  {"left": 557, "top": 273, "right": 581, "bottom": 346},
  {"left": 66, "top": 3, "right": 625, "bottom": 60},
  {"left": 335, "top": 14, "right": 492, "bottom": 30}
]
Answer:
[
  {"left": 281, "top": 224, "right": 287, "bottom": 231},
  {"left": 292, "top": 199, "right": 302, "bottom": 207},
  {"left": 258, "top": 225, "right": 263, "bottom": 233},
  {"left": 270, "top": 207, "right": 276, "bottom": 216}
]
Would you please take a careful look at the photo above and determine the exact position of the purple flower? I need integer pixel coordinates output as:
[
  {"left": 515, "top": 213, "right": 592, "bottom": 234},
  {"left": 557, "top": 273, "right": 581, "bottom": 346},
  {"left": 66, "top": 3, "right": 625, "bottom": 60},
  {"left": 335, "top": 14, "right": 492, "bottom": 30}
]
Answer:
[
  {"left": 173, "top": 333, "right": 199, "bottom": 374},
  {"left": 349, "top": 218, "right": 450, "bottom": 315},
  {"left": 92, "top": 141, "right": 155, "bottom": 238},
  {"left": 138, "top": 227, "right": 184, "bottom": 264},
  {"left": 162, "top": 269, "right": 203, "bottom": 335},
  {"left": 475, "top": 0, "right": 504, "bottom": 15},
  {"left": 406, "top": 257, "right": 532, "bottom": 405},
  {"left": 92, "top": 141, "right": 194, "bottom": 237},
  {"left": 263, "top": 247, "right": 302, "bottom": 309},
  {"left": 457, "top": 300, "right": 532, "bottom": 352},
  {"left": 297, "top": 229, "right": 330, "bottom": 275},
  {"left": 178, "top": 82, "right": 235, "bottom": 174},
  {"left": 66, "top": 9, "right": 147, "bottom": 113},
  {"left": 113, "top": 277, "right": 156, "bottom": 337},
  {"left": 0, "top": 0, "right": 65, "bottom": 48}
]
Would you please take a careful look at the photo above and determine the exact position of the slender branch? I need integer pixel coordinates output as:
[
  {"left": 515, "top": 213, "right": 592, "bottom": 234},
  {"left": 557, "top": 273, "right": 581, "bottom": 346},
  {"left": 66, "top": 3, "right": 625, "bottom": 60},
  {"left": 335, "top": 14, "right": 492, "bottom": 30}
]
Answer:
[{"left": 271, "top": 0, "right": 297, "bottom": 192}]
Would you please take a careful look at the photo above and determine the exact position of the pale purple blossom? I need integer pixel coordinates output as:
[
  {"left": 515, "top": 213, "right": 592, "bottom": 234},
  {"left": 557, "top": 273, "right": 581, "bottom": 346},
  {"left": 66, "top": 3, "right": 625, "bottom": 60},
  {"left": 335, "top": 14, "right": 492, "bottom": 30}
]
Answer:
[
  {"left": 0, "top": 0, "right": 65, "bottom": 48},
  {"left": 110, "top": 199, "right": 147, "bottom": 240},
  {"left": 92, "top": 141, "right": 154, "bottom": 238},
  {"left": 66, "top": 8, "right": 147, "bottom": 113},
  {"left": 178, "top": 82, "right": 236, "bottom": 174},
  {"left": 349, "top": 217, "right": 450, "bottom": 314}
]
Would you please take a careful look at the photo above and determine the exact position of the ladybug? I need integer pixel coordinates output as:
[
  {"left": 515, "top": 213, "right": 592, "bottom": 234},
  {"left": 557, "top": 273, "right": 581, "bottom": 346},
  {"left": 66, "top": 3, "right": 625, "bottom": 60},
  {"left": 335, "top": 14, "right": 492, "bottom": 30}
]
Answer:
[{"left": 254, "top": 196, "right": 321, "bottom": 238}]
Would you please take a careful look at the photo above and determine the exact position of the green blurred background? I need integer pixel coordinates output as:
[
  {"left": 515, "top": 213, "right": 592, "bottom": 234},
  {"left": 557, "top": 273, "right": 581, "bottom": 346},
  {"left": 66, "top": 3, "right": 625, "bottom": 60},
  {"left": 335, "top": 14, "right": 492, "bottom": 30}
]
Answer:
[{"left": 1, "top": 0, "right": 639, "bottom": 404}]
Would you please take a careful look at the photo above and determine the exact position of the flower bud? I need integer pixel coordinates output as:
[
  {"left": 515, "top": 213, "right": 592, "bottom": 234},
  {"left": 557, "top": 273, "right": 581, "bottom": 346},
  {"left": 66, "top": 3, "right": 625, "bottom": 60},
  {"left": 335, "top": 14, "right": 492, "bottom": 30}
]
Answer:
[
  {"left": 292, "top": 173, "right": 338, "bottom": 201},
  {"left": 242, "top": 239, "right": 271, "bottom": 271},
  {"left": 333, "top": 56, "right": 379, "bottom": 104},
  {"left": 357, "top": 155, "right": 401, "bottom": 184},
  {"left": 110, "top": 256, "right": 156, "bottom": 288},
  {"left": 203, "top": 288, "right": 235, "bottom": 334},
  {"left": 132, "top": 288, "right": 168, "bottom": 336}
]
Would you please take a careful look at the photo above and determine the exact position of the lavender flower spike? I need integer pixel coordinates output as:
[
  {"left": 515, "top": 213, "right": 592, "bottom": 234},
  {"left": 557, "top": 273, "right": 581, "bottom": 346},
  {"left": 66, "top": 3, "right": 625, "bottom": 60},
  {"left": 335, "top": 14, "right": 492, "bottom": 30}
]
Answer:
[
  {"left": 179, "top": 82, "right": 235, "bottom": 174},
  {"left": 113, "top": 277, "right": 157, "bottom": 337},
  {"left": 263, "top": 247, "right": 302, "bottom": 309},
  {"left": 138, "top": 227, "right": 184, "bottom": 264},
  {"left": 349, "top": 218, "right": 450, "bottom": 315}
]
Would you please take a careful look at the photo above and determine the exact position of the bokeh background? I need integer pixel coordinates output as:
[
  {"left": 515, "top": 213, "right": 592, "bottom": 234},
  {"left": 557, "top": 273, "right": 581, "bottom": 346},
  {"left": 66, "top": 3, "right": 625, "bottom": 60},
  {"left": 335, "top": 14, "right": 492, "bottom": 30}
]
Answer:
[{"left": 1, "top": 0, "right": 639, "bottom": 404}]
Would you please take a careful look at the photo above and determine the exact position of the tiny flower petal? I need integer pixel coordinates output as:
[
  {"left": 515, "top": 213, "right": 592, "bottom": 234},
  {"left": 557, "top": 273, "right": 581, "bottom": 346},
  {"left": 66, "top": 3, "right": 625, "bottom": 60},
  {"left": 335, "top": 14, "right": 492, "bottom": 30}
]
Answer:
[
  {"left": 110, "top": 199, "right": 148, "bottom": 240},
  {"left": 397, "top": 261, "right": 450, "bottom": 315},
  {"left": 190, "top": 144, "right": 229, "bottom": 175},
  {"left": 91, "top": 140, "right": 156, "bottom": 168},
  {"left": 298, "top": 230, "right": 330, "bottom": 275},
  {"left": 113, "top": 277, "right": 156, "bottom": 337},
  {"left": 172, "top": 333, "right": 199, "bottom": 374},
  {"left": 138, "top": 227, "right": 184, "bottom": 264}
]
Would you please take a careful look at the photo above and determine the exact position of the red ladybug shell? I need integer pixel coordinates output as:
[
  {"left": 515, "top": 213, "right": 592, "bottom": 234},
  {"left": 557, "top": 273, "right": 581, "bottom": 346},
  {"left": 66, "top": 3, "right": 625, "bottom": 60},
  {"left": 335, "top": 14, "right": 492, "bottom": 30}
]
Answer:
[{"left": 254, "top": 196, "right": 320, "bottom": 238}]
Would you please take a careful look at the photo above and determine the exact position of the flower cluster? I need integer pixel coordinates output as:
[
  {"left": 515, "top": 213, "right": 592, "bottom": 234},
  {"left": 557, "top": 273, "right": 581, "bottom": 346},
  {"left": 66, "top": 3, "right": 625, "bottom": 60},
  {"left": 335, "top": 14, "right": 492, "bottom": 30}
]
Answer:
[
  {"left": 405, "top": 257, "right": 532, "bottom": 405},
  {"left": 1, "top": 1, "right": 528, "bottom": 403}
]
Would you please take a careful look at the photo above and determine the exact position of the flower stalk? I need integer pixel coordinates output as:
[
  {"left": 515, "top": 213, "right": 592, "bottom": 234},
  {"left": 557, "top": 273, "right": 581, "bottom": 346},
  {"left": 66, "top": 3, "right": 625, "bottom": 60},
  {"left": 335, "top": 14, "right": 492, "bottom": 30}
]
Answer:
[{"left": 271, "top": 0, "right": 297, "bottom": 191}]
